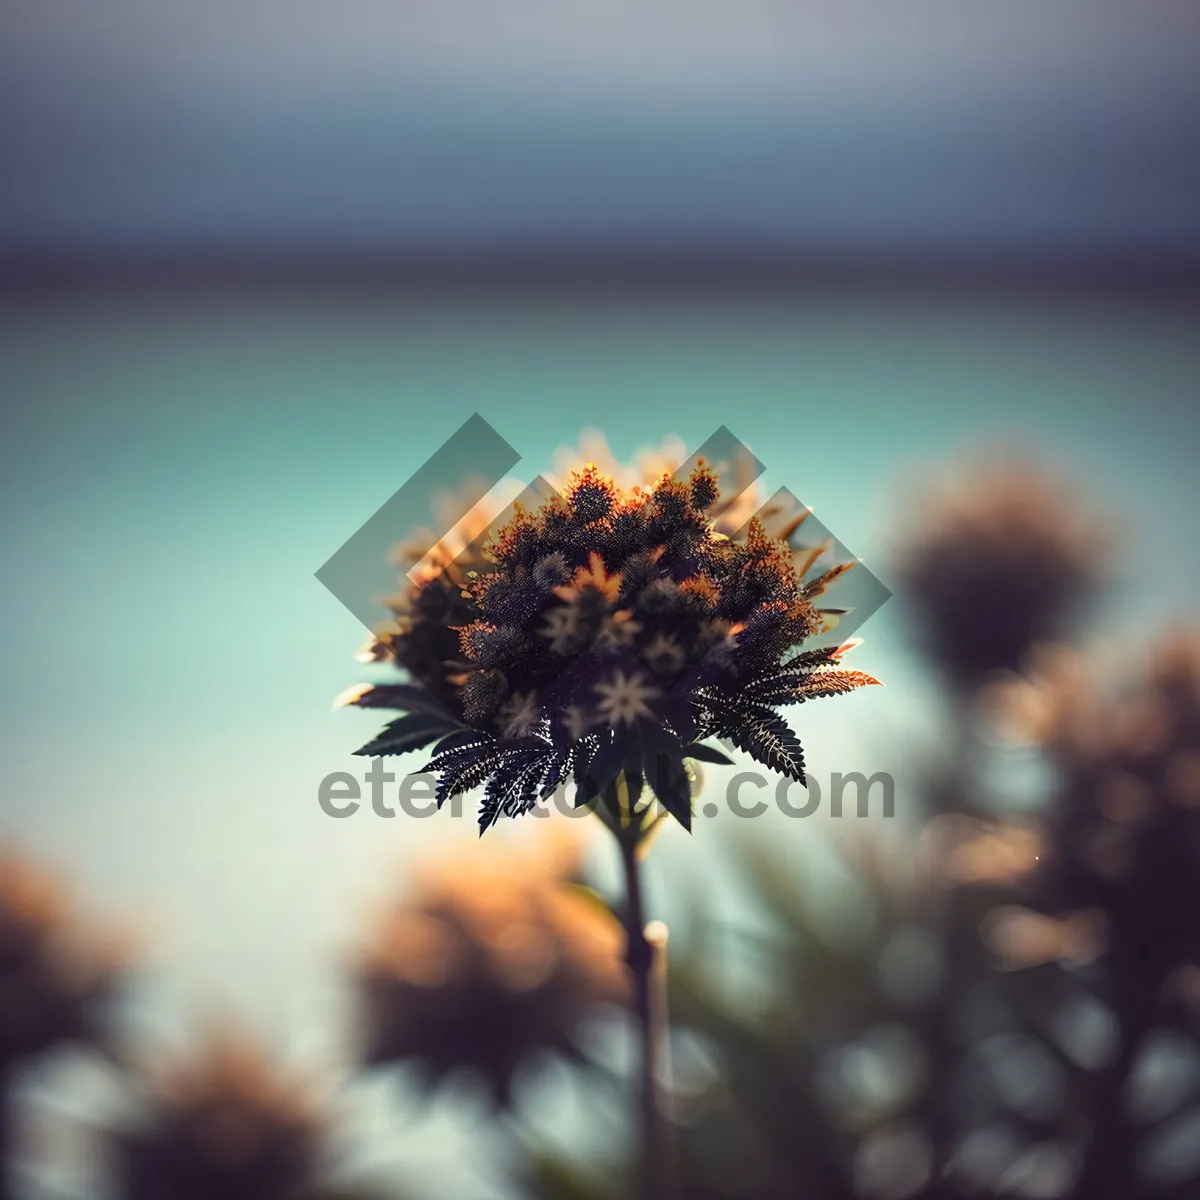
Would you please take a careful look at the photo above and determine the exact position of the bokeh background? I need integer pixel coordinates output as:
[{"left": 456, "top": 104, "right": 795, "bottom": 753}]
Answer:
[{"left": 2, "top": 4, "right": 1199, "bottom": 1198}]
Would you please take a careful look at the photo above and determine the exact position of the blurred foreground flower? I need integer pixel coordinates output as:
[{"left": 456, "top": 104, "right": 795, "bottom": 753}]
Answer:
[
  {"left": 896, "top": 458, "right": 1105, "bottom": 684},
  {"left": 354, "top": 827, "right": 627, "bottom": 1106},
  {"left": 0, "top": 848, "right": 127, "bottom": 1196},
  {"left": 0, "top": 847, "right": 125, "bottom": 1075},
  {"left": 113, "top": 1033, "right": 326, "bottom": 1200}
]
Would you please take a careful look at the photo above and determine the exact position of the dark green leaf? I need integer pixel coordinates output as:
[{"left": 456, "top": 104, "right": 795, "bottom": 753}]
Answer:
[
  {"left": 726, "top": 709, "right": 806, "bottom": 783},
  {"left": 640, "top": 724, "right": 693, "bottom": 831},
  {"left": 353, "top": 713, "right": 462, "bottom": 757},
  {"left": 573, "top": 732, "right": 631, "bottom": 809},
  {"left": 683, "top": 741, "right": 735, "bottom": 765},
  {"left": 341, "top": 683, "right": 463, "bottom": 723}
]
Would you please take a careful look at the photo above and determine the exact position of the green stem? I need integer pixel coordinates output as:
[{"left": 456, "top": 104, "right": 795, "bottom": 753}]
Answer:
[
  {"left": 611, "top": 780, "right": 676, "bottom": 1200},
  {"left": 1068, "top": 971, "right": 1158, "bottom": 1200}
]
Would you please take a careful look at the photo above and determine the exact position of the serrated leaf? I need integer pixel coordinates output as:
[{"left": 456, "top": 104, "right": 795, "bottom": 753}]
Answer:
[
  {"left": 791, "top": 669, "right": 881, "bottom": 700},
  {"left": 479, "top": 745, "right": 557, "bottom": 831},
  {"left": 419, "top": 729, "right": 494, "bottom": 773},
  {"left": 648, "top": 758, "right": 692, "bottom": 831},
  {"left": 338, "top": 683, "right": 463, "bottom": 723},
  {"left": 435, "top": 748, "right": 497, "bottom": 808},
  {"left": 640, "top": 725, "right": 692, "bottom": 831},
  {"left": 780, "top": 646, "right": 843, "bottom": 671},
  {"left": 353, "top": 713, "right": 462, "bottom": 757},
  {"left": 535, "top": 752, "right": 569, "bottom": 803},
  {"left": 726, "top": 709, "right": 806, "bottom": 783},
  {"left": 744, "top": 670, "right": 879, "bottom": 707},
  {"left": 573, "top": 732, "right": 632, "bottom": 809},
  {"left": 682, "top": 741, "right": 735, "bottom": 766}
]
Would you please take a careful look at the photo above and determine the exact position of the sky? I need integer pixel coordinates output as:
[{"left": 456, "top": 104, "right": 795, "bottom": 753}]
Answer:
[
  {"left": 6, "top": 1, "right": 1199, "bottom": 92},
  {"left": 3, "top": 2, "right": 1200, "bottom": 257}
]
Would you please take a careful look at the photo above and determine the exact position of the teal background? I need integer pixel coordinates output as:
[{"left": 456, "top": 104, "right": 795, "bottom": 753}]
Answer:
[{"left": 2, "top": 290, "right": 1200, "bottom": 1193}]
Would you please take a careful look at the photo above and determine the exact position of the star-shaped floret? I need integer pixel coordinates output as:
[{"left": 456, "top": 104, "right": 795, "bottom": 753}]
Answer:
[
  {"left": 597, "top": 609, "right": 641, "bottom": 649},
  {"left": 541, "top": 605, "right": 585, "bottom": 654},
  {"left": 555, "top": 552, "right": 622, "bottom": 606},
  {"left": 643, "top": 632, "right": 686, "bottom": 674},
  {"left": 562, "top": 704, "right": 593, "bottom": 741},
  {"left": 593, "top": 670, "right": 660, "bottom": 727},
  {"left": 498, "top": 691, "right": 542, "bottom": 736}
]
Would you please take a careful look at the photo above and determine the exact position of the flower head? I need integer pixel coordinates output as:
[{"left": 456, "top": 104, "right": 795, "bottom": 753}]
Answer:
[
  {"left": 594, "top": 670, "right": 660, "bottom": 727},
  {"left": 354, "top": 827, "right": 627, "bottom": 1106},
  {"left": 342, "top": 447, "right": 879, "bottom": 831},
  {"left": 642, "top": 632, "right": 686, "bottom": 677},
  {"left": 113, "top": 1032, "right": 326, "bottom": 1200},
  {"left": 497, "top": 690, "right": 542, "bottom": 737},
  {"left": 895, "top": 457, "right": 1106, "bottom": 684},
  {"left": 1000, "top": 634, "right": 1200, "bottom": 977},
  {"left": 554, "top": 550, "right": 623, "bottom": 607},
  {"left": 0, "top": 847, "right": 126, "bottom": 1072}
]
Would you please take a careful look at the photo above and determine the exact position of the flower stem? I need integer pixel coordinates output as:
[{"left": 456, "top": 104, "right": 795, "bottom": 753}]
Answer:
[
  {"left": 0, "top": 1076, "right": 14, "bottom": 1200},
  {"left": 1069, "top": 971, "right": 1158, "bottom": 1200},
  {"left": 615, "top": 804, "right": 676, "bottom": 1200}
]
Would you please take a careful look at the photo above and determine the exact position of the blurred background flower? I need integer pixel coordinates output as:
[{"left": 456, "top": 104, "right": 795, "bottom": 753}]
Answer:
[
  {"left": 0, "top": 849, "right": 125, "bottom": 1078},
  {"left": 354, "top": 826, "right": 627, "bottom": 1108},
  {"left": 893, "top": 458, "right": 1107, "bottom": 686},
  {"left": 0, "top": 848, "right": 126, "bottom": 1198},
  {"left": 111, "top": 1032, "right": 328, "bottom": 1200}
]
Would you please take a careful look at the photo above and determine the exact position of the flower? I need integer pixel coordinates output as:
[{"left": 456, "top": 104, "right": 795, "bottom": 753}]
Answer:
[
  {"left": 894, "top": 457, "right": 1106, "bottom": 684},
  {"left": 541, "top": 604, "right": 585, "bottom": 655},
  {"left": 594, "top": 670, "right": 660, "bottom": 727},
  {"left": 112, "top": 1033, "right": 325, "bottom": 1200},
  {"left": 554, "top": 550, "right": 623, "bottom": 607},
  {"left": 0, "top": 847, "right": 126, "bottom": 1073},
  {"left": 498, "top": 690, "right": 542, "bottom": 737},
  {"left": 354, "top": 827, "right": 627, "bottom": 1106},
  {"left": 562, "top": 704, "right": 593, "bottom": 741},
  {"left": 597, "top": 609, "right": 641, "bottom": 650},
  {"left": 1008, "top": 634, "right": 1200, "bottom": 978},
  {"left": 642, "top": 632, "right": 686, "bottom": 677},
  {"left": 341, "top": 446, "right": 879, "bottom": 832}
]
